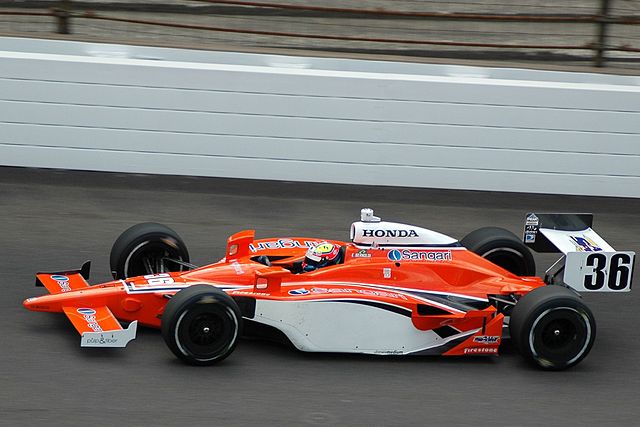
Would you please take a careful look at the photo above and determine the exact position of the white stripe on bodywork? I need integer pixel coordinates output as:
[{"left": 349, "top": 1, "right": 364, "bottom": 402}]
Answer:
[
  {"left": 81, "top": 321, "right": 138, "bottom": 348},
  {"left": 122, "top": 280, "right": 251, "bottom": 294},
  {"left": 285, "top": 281, "right": 488, "bottom": 302},
  {"left": 282, "top": 281, "right": 484, "bottom": 313},
  {"left": 341, "top": 282, "right": 487, "bottom": 302},
  {"left": 121, "top": 278, "right": 483, "bottom": 315}
]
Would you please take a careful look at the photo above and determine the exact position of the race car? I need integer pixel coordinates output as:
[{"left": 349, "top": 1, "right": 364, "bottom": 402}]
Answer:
[{"left": 23, "top": 209, "right": 634, "bottom": 370}]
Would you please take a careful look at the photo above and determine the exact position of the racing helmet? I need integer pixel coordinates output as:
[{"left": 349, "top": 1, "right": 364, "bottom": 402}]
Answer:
[{"left": 302, "top": 242, "right": 342, "bottom": 271}]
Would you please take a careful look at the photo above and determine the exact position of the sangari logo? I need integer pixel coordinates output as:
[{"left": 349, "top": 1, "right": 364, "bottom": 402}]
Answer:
[{"left": 387, "top": 249, "right": 452, "bottom": 262}]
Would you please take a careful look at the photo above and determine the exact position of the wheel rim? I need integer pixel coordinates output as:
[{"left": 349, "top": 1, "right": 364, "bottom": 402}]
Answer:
[
  {"left": 124, "top": 239, "right": 185, "bottom": 277},
  {"left": 189, "top": 313, "right": 223, "bottom": 346},
  {"left": 529, "top": 307, "right": 592, "bottom": 368},
  {"left": 175, "top": 302, "right": 238, "bottom": 362}
]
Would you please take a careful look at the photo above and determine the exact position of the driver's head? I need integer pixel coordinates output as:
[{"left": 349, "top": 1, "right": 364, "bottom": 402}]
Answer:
[{"left": 302, "top": 242, "right": 341, "bottom": 272}]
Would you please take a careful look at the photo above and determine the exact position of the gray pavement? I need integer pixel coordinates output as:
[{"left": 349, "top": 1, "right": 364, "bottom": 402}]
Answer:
[{"left": 1, "top": 166, "right": 639, "bottom": 426}]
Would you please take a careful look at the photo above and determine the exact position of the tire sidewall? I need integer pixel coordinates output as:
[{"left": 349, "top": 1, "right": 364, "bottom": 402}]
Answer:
[
  {"left": 110, "top": 223, "right": 189, "bottom": 279},
  {"left": 510, "top": 287, "right": 596, "bottom": 370},
  {"left": 461, "top": 227, "right": 536, "bottom": 276},
  {"left": 162, "top": 285, "right": 242, "bottom": 366}
]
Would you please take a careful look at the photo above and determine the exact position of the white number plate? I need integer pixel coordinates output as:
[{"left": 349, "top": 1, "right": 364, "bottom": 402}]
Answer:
[{"left": 564, "top": 251, "right": 635, "bottom": 292}]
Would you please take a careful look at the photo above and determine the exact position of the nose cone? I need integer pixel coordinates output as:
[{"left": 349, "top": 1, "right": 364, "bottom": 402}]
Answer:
[
  {"left": 23, "top": 297, "right": 37, "bottom": 310},
  {"left": 23, "top": 296, "right": 50, "bottom": 312}
]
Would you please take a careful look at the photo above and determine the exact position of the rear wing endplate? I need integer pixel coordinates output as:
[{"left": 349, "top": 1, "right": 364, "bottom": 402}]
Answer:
[{"left": 524, "top": 213, "right": 635, "bottom": 292}]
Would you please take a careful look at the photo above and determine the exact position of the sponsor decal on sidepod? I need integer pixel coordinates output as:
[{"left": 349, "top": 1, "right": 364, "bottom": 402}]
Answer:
[
  {"left": 352, "top": 249, "right": 371, "bottom": 258},
  {"left": 288, "top": 287, "right": 407, "bottom": 300},
  {"left": 473, "top": 335, "right": 501, "bottom": 345},
  {"left": 464, "top": 347, "right": 498, "bottom": 354},
  {"left": 388, "top": 249, "right": 452, "bottom": 262},
  {"left": 288, "top": 288, "right": 310, "bottom": 296}
]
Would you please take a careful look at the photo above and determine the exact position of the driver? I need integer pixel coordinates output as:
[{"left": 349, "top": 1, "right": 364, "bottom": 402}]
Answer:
[{"left": 301, "top": 242, "right": 342, "bottom": 272}]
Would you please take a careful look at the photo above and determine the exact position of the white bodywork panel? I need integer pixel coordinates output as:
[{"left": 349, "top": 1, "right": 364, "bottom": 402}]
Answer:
[
  {"left": 537, "top": 226, "right": 635, "bottom": 292},
  {"left": 540, "top": 227, "right": 615, "bottom": 254},
  {"left": 80, "top": 321, "right": 138, "bottom": 347},
  {"left": 351, "top": 221, "right": 458, "bottom": 248},
  {"left": 564, "top": 251, "right": 635, "bottom": 292},
  {"left": 252, "top": 299, "right": 475, "bottom": 355}
]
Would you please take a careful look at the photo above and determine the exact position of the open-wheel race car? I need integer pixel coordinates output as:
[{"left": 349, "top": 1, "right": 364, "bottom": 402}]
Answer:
[{"left": 24, "top": 209, "right": 635, "bottom": 370}]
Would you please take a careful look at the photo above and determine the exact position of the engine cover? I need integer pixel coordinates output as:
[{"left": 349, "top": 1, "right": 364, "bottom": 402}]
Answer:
[{"left": 350, "top": 220, "right": 458, "bottom": 248}]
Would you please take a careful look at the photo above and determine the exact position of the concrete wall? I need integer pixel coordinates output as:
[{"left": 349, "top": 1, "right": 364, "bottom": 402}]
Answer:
[{"left": 1, "top": 37, "right": 639, "bottom": 197}]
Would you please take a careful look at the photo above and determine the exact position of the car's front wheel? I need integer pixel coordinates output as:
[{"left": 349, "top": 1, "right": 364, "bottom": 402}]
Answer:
[
  {"left": 110, "top": 222, "right": 190, "bottom": 279},
  {"left": 161, "top": 285, "right": 242, "bottom": 366}
]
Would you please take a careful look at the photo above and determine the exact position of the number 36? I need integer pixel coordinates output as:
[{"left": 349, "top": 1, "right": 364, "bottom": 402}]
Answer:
[{"left": 584, "top": 253, "right": 634, "bottom": 291}]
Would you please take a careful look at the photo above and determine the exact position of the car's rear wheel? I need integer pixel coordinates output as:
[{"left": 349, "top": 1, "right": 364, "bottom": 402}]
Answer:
[
  {"left": 461, "top": 227, "right": 536, "bottom": 276},
  {"left": 110, "top": 222, "right": 190, "bottom": 279},
  {"left": 161, "top": 285, "right": 242, "bottom": 366},
  {"left": 509, "top": 285, "right": 596, "bottom": 370}
]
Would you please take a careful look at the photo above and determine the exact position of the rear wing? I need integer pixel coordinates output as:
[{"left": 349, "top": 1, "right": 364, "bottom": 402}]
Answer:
[
  {"left": 523, "top": 213, "right": 613, "bottom": 254},
  {"left": 523, "top": 213, "right": 635, "bottom": 292}
]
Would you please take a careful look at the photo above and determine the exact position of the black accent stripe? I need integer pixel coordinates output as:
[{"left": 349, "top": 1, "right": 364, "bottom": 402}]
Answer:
[
  {"left": 402, "top": 290, "right": 477, "bottom": 312},
  {"left": 365, "top": 284, "right": 489, "bottom": 312},
  {"left": 417, "top": 304, "right": 451, "bottom": 315},
  {"left": 433, "top": 326, "right": 460, "bottom": 339},
  {"left": 319, "top": 300, "right": 412, "bottom": 317},
  {"left": 233, "top": 296, "right": 256, "bottom": 319},
  {"left": 242, "top": 319, "right": 294, "bottom": 348},
  {"left": 409, "top": 334, "right": 470, "bottom": 356}
]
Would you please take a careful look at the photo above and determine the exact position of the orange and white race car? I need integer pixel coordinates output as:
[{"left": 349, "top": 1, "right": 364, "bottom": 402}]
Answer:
[{"left": 24, "top": 209, "right": 634, "bottom": 370}]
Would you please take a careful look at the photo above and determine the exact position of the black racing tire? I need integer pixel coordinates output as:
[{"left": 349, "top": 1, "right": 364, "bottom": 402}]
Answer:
[
  {"left": 161, "top": 285, "right": 242, "bottom": 366},
  {"left": 110, "top": 222, "right": 190, "bottom": 279},
  {"left": 509, "top": 285, "right": 596, "bottom": 370},
  {"left": 461, "top": 227, "right": 536, "bottom": 276}
]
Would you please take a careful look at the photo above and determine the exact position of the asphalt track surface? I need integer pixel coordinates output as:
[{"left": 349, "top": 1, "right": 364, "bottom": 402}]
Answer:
[{"left": 1, "top": 166, "right": 639, "bottom": 426}]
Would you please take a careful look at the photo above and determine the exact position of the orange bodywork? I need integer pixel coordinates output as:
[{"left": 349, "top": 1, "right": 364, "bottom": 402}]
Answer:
[{"left": 24, "top": 231, "right": 545, "bottom": 356}]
